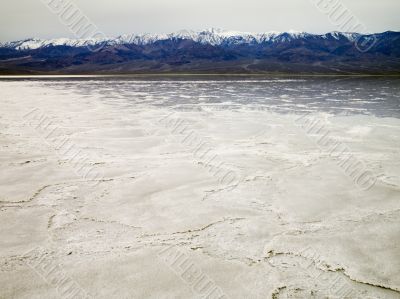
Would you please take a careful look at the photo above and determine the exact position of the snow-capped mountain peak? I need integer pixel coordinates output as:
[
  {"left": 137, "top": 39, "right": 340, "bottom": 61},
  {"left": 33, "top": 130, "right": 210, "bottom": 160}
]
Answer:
[
  {"left": 0, "top": 29, "right": 397, "bottom": 75},
  {"left": 0, "top": 29, "right": 375, "bottom": 50}
]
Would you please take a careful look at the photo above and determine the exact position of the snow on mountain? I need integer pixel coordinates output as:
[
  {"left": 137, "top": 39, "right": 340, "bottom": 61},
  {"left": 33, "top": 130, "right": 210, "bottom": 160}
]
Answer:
[
  {"left": 1, "top": 29, "right": 365, "bottom": 50},
  {"left": 321, "top": 31, "right": 360, "bottom": 41},
  {"left": 1, "top": 37, "right": 107, "bottom": 50}
]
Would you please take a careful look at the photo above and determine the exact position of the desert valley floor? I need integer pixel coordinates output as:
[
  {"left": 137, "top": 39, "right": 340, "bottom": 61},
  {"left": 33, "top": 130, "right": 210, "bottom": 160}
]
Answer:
[{"left": 0, "top": 77, "right": 399, "bottom": 299}]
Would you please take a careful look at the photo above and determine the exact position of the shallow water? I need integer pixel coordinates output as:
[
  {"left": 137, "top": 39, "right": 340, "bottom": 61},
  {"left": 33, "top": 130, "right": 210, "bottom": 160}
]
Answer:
[{"left": 1, "top": 76, "right": 400, "bottom": 117}]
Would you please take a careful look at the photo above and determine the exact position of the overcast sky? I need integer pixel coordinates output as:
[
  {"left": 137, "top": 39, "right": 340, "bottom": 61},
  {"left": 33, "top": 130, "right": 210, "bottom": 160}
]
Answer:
[{"left": 1, "top": 0, "right": 399, "bottom": 42}]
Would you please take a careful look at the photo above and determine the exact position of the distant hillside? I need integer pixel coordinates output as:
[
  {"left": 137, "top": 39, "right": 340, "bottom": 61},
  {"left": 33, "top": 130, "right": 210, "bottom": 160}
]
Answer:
[{"left": 1, "top": 29, "right": 399, "bottom": 74}]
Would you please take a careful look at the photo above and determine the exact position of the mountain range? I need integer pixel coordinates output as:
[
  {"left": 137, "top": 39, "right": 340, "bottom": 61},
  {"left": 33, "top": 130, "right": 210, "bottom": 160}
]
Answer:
[{"left": 1, "top": 28, "right": 399, "bottom": 75}]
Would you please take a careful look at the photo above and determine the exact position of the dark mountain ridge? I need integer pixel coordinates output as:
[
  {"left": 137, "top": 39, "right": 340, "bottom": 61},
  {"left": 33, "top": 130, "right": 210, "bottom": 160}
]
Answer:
[{"left": 1, "top": 30, "right": 399, "bottom": 74}]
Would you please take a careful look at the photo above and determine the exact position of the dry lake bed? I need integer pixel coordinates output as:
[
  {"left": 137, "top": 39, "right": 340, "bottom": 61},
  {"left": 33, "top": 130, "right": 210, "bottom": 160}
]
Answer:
[{"left": 0, "top": 77, "right": 399, "bottom": 298}]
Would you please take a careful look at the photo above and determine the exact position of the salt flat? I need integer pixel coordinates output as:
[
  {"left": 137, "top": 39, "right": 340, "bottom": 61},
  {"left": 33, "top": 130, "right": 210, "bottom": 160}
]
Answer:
[{"left": 0, "top": 78, "right": 399, "bottom": 299}]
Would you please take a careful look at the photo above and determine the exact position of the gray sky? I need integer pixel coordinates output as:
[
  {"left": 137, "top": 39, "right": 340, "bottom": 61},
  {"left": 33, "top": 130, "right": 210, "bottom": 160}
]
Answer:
[{"left": 1, "top": 0, "right": 399, "bottom": 42}]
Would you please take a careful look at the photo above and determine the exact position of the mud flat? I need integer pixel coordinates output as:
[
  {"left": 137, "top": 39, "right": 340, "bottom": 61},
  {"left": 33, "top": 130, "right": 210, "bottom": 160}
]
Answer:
[{"left": 0, "top": 79, "right": 399, "bottom": 298}]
